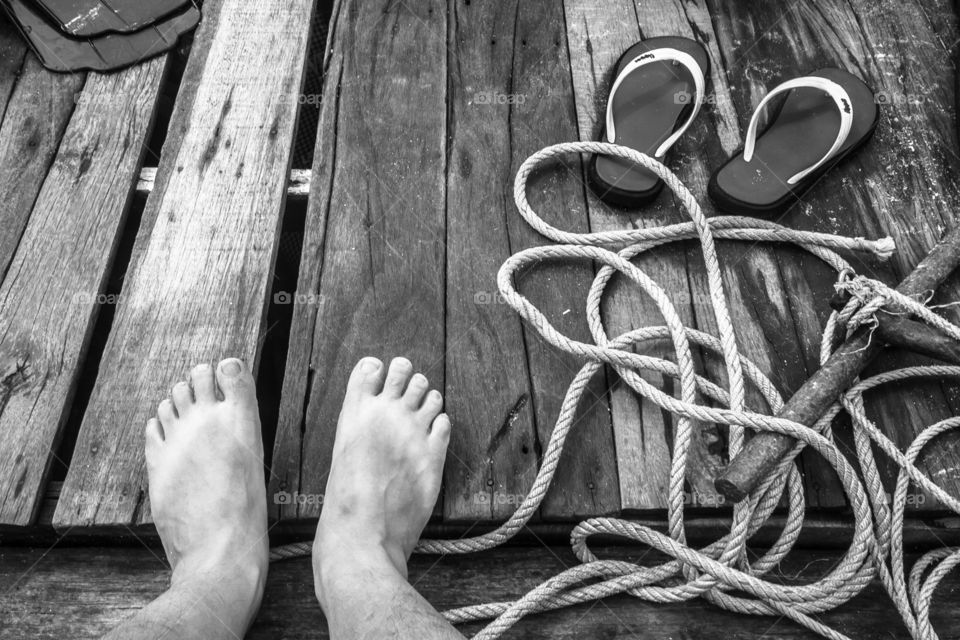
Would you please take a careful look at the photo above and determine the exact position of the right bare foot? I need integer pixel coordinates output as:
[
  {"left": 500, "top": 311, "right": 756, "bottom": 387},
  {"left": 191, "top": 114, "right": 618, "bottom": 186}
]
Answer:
[{"left": 313, "top": 357, "right": 450, "bottom": 588}]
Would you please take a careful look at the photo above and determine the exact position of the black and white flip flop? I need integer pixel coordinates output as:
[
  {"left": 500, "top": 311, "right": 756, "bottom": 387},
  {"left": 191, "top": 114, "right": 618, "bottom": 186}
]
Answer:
[
  {"left": 708, "top": 69, "right": 879, "bottom": 217},
  {"left": 588, "top": 36, "right": 709, "bottom": 208}
]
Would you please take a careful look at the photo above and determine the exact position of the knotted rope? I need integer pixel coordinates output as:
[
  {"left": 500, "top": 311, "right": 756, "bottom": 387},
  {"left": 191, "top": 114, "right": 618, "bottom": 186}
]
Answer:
[{"left": 270, "top": 142, "right": 960, "bottom": 640}]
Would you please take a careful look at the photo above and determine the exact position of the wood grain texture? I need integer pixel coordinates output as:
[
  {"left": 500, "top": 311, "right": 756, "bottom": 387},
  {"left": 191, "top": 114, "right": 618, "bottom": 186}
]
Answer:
[
  {"left": 0, "top": 18, "right": 26, "bottom": 124},
  {"left": 54, "top": 0, "right": 314, "bottom": 527},
  {"left": 3, "top": 545, "right": 960, "bottom": 639},
  {"left": 438, "top": 0, "right": 619, "bottom": 522},
  {"left": 269, "top": 0, "right": 447, "bottom": 520},
  {"left": 0, "top": 56, "right": 84, "bottom": 280},
  {"left": 267, "top": 0, "right": 343, "bottom": 521},
  {"left": 508, "top": 0, "right": 620, "bottom": 519},
  {"left": 562, "top": 0, "right": 736, "bottom": 512},
  {"left": 708, "top": 0, "right": 960, "bottom": 510},
  {"left": 0, "top": 60, "right": 166, "bottom": 526},
  {"left": 442, "top": 0, "right": 540, "bottom": 521}
]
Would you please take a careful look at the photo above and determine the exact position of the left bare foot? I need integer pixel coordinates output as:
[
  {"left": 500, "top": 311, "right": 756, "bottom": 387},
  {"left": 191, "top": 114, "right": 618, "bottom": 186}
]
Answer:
[{"left": 145, "top": 357, "right": 268, "bottom": 630}]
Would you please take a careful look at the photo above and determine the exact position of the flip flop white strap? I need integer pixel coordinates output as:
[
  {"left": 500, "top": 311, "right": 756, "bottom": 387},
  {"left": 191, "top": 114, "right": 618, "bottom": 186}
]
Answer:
[
  {"left": 742, "top": 76, "right": 854, "bottom": 185},
  {"left": 605, "top": 47, "right": 706, "bottom": 158}
]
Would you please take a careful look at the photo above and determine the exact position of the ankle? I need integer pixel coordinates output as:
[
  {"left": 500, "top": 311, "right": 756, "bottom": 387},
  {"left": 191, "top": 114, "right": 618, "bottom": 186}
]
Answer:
[
  {"left": 171, "top": 539, "right": 268, "bottom": 617},
  {"left": 313, "top": 530, "right": 407, "bottom": 607}
]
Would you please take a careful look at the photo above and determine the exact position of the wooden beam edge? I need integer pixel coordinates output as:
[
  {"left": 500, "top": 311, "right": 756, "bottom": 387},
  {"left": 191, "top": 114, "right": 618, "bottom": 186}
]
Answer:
[{"left": 136, "top": 167, "right": 312, "bottom": 200}]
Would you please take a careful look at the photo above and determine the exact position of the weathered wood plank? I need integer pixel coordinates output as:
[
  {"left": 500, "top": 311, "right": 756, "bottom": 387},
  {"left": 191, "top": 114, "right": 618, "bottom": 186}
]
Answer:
[
  {"left": 267, "top": 0, "right": 343, "bottom": 521},
  {"left": 438, "top": 0, "right": 619, "bottom": 522},
  {"left": 0, "top": 60, "right": 166, "bottom": 526},
  {"left": 508, "top": 0, "right": 620, "bottom": 518},
  {"left": 269, "top": 0, "right": 447, "bottom": 520},
  {"left": 3, "top": 545, "right": 959, "bottom": 639},
  {"left": 563, "top": 1, "right": 735, "bottom": 512},
  {"left": 563, "top": 0, "right": 666, "bottom": 513},
  {"left": 0, "top": 56, "right": 84, "bottom": 280},
  {"left": 708, "top": 0, "right": 960, "bottom": 510},
  {"left": 0, "top": 17, "right": 26, "bottom": 123},
  {"left": 442, "top": 0, "right": 540, "bottom": 521},
  {"left": 54, "top": 0, "right": 315, "bottom": 527}
]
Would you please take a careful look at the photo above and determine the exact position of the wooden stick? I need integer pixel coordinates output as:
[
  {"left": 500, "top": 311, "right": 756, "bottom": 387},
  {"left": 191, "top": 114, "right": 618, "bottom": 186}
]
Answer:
[
  {"left": 829, "top": 294, "right": 960, "bottom": 365},
  {"left": 715, "top": 226, "right": 960, "bottom": 502},
  {"left": 875, "top": 316, "right": 960, "bottom": 365}
]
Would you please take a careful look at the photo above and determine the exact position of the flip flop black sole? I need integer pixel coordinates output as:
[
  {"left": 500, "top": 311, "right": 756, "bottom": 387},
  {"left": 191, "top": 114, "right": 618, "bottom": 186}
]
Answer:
[
  {"left": 588, "top": 36, "right": 710, "bottom": 209},
  {"left": 708, "top": 68, "right": 880, "bottom": 218}
]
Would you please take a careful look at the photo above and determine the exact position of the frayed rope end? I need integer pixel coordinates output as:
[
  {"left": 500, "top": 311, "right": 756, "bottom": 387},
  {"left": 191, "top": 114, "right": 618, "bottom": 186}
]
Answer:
[{"left": 872, "top": 236, "right": 896, "bottom": 261}]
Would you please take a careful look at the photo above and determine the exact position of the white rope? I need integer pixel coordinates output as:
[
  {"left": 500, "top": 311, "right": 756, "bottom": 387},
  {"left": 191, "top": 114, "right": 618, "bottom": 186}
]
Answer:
[{"left": 269, "top": 142, "right": 960, "bottom": 640}]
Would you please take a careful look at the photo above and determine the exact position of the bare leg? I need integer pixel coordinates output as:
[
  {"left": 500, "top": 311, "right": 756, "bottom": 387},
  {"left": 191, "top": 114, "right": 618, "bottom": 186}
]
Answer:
[
  {"left": 103, "top": 358, "right": 269, "bottom": 640},
  {"left": 313, "top": 356, "right": 465, "bottom": 640}
]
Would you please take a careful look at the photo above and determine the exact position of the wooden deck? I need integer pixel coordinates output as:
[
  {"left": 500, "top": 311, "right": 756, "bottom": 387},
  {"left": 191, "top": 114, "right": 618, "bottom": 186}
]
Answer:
[
  {"left": 1, "top": 0, "right": 960, "bottom": 539},
  {"left": 4, "top": 545, "right": 960, "bottom": 639}
]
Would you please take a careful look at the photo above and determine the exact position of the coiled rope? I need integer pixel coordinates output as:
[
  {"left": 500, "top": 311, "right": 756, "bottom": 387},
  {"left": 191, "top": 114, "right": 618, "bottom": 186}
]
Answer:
[{"left": 270, "top": 142, "right": 960, "bottom": 640}]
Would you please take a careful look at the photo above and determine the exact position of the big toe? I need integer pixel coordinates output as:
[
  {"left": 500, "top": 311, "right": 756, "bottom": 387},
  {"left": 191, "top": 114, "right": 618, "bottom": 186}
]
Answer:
[
  {"left": 346, "top": 357, "right": 385, "bottom": 400},
  {"left": 216, "top": 358, "right": 257, "bottom": 406}
]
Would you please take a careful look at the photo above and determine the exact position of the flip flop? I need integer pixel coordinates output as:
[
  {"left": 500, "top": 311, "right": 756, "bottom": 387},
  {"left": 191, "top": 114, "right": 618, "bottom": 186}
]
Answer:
[
  {"left": 708, "top": 69, "right": 879, "bottom": 217},
  {"left": 1, "top": 0, "right": 199, "bottom": 72},
  {"left": 587, "top": 36, "right": 709, "bottom": 208},
  {"left": 29, "top": 0, "right": 193, "bottom": 37}
]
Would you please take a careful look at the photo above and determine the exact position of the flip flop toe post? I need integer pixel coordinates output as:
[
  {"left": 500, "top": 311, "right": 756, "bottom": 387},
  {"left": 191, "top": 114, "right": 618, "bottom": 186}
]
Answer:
[
  {"left": 588, "top": 36, "right": 710, "bottom": 208},
  {"left": 708, "top": 68, "right": 879, "bottom": 216}
]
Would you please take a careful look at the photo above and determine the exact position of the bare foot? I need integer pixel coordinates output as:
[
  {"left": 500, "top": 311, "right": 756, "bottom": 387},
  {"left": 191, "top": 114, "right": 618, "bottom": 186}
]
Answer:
[
  {"left": 145, "top": 358, "right": 268, "bottom": 630},
  {"left": 314, "top": 356, "right": 451, "bottom": 588}
]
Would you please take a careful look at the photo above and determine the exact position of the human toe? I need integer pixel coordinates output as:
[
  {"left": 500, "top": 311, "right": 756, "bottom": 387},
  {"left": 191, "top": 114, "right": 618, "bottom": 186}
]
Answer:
[
  {"left": 171, "top": 381, "right": 193, "bottom": 414},
  {"left": 420, "top": 389, "right": 444, "bottom": 421},
  {"left": 403, "top": 373, "right": 430, "bottom": 409},
  {"left": 216, "top": 358, "right": 256, "bottom": 406},
  {"left": 190, "top": 363, "right": 217, "bottom": 402},
  {"left": 346, "top": 357, "right": 385, "bottom": 399},
  {"left": 382, "top": 357, "right": 414, "bottom": 398}
]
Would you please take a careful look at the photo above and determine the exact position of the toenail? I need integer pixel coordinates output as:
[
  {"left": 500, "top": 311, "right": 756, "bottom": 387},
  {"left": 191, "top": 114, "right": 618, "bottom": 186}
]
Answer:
[
  {"left": 360, "top": 358, "right": 381, "bottom": 372},
  {"left": 220, "top": 358, "right": 242, "bottom": 375}
]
